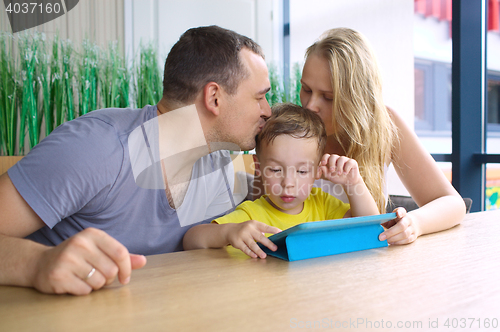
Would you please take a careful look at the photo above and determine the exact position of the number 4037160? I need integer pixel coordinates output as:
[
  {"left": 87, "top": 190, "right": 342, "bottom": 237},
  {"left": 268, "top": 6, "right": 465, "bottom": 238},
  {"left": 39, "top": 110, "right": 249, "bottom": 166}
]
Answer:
[
  {"left": 444, "top": 318, "right": 498, "bottom": 329},
  {"left": 5, "top": 2, "right": 62, "bottom": 14}
]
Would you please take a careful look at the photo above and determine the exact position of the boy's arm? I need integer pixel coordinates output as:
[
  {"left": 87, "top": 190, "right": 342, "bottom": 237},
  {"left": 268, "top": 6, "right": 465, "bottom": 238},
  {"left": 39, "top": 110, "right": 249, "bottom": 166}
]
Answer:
[
  {"left": 318, "top": 154, "right": 379, "bottom": 217},
  {"left": 183, "top": 220, "right": 281, "bottom": 259},
  {"left": 183, "top": 223, "right": 231, "bottom": 250}
]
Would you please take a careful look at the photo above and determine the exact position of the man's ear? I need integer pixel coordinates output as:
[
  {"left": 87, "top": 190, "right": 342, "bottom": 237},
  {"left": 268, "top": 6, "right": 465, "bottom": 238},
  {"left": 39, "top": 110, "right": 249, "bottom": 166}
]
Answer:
[{"left": 203, "top": 82, "right": 221, "bottom": 116}]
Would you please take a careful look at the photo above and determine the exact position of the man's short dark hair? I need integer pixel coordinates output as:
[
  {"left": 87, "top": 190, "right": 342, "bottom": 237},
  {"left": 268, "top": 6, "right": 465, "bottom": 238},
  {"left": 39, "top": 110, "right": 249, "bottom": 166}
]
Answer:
[{"left": 162, "top": 25, "right": 264, "bottom": 105}]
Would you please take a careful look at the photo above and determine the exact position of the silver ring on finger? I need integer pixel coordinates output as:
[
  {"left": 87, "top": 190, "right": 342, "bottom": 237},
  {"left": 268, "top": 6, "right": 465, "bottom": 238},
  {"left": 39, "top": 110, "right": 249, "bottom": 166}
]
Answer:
[{"left": 84, "top": 267, "right": 96, "bottom": 280}]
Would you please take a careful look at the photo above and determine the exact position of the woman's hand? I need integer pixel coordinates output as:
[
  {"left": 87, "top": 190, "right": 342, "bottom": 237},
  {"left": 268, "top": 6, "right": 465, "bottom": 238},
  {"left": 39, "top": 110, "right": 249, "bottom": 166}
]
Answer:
[{"left": 379, "top": 207, "right": 421, "bottom": 245}]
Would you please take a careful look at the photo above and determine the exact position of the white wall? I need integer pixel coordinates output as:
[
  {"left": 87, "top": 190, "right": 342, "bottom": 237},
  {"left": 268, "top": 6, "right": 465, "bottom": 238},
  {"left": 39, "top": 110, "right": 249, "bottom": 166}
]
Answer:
[
  {"left": 124, "top": 0, "right": 281, "bottom": 66},
  {"left": 413, "top": 14, "right": 452, "bottom": 64},
  {"left": 414, "top": 12, "right": 500, "bottom": 72}
]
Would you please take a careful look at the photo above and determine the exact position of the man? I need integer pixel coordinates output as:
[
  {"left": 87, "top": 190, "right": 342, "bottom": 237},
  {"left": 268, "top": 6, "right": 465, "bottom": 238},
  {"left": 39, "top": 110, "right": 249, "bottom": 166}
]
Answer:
[{"left": 0, "top": 26, "right": 271, "bottom": 295}]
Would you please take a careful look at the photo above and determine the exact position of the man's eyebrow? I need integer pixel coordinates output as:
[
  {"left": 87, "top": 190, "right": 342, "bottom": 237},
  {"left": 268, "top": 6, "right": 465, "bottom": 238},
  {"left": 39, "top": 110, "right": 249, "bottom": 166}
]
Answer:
[{"left": 258, "top": 87, "right": 271, "bottom": 95}]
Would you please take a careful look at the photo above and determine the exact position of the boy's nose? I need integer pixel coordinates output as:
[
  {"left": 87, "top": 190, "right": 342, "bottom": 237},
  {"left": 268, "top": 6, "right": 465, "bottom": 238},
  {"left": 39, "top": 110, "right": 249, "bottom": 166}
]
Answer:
[{"left": 281, "top": 172, "right": 296, "bottom": 188}]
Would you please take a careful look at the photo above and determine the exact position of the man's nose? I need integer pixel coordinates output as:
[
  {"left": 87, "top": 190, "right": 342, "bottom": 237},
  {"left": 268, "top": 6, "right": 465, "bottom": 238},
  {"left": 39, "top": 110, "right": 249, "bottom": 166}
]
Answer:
[{"left": 261, "top": 97, "right": 272, "bottom": 117}]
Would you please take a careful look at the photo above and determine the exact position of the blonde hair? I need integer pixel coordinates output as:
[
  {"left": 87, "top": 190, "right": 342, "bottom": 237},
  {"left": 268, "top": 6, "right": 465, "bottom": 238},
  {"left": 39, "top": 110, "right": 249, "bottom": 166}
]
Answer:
[
  {"left": 256, "top": 103, "right": 327, "bottom": 160},
  {"left": 305, "top": 28, "right": 398, "bottom": 213}
]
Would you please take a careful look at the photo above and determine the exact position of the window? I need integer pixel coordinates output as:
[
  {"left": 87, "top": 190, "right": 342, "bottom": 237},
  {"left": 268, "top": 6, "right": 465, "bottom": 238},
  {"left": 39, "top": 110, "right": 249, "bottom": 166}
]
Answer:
[
  {"left": 414, "top": 63, "right": 432, "bottom": 131},
  {"left": 414, "top": 59, "right": 451, "bottom": 134},
  {"left": 488, "top": 73, "right": 500, "bottom": 132},
  {"left": 415, "top": 60, "right": 500, "bottom": 134}
]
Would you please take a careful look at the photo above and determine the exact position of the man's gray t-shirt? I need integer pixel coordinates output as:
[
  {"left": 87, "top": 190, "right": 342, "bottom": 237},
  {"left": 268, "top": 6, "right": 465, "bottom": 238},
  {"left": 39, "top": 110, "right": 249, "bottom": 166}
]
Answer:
[{"left": 8, "top": 105, "right": 237, "bottom": 254}]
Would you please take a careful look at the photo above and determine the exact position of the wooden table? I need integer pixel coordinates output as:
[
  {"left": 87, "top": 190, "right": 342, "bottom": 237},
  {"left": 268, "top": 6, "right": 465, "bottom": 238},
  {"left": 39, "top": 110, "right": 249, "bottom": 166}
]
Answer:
[{"left": 1, "top": 210, "right": 499, "bottom": 331}]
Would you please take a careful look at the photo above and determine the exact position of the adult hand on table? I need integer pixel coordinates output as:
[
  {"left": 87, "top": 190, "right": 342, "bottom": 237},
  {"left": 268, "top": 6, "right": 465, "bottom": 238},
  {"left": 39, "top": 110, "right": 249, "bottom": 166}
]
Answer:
[
  {"left": 32, "top": 228, "right": 147, "bottom": 295},
  {"left": 0, "top": 173, "right": 146, "bottom": 296}
]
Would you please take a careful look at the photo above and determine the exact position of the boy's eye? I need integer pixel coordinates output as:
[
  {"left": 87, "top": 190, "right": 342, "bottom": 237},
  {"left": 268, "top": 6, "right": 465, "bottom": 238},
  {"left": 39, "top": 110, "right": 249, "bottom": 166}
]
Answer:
[
  {"left": 270, "top": 168, "right": 282, "bottom": 173},
  {"left": 298, "top": 170, "right": 309, "bottom": 174}
]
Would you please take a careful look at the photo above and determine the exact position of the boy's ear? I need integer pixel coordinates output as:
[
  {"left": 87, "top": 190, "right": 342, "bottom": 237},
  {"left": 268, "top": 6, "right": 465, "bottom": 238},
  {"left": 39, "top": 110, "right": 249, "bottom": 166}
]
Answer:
[
  {"left": 253, "top": 154, "right": 261, "bottom": 176},
  {"left": 203, "top": 82, "right": 221, "bottom": 116},
  {"left": 316, "top": 163, "right": 323, "bottom": 180}
]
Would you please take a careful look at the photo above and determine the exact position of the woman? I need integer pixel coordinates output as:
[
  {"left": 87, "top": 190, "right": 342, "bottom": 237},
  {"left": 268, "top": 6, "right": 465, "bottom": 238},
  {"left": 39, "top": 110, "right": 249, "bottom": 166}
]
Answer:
[{"left": 300, "top": 27, "right": 465, "bottom": 245}]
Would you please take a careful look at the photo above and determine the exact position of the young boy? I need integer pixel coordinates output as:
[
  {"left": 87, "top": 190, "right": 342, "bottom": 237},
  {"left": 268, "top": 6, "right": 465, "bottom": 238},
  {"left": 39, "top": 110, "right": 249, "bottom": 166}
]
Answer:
[{"left": 183, "top": 103, "right": 379, "bottom": 258}]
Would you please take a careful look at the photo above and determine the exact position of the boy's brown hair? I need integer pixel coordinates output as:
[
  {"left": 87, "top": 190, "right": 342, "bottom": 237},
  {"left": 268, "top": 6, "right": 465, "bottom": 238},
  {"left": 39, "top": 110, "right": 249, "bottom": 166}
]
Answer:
[{"left": 255, "top": 103, "right": 327, "bottom": 159}]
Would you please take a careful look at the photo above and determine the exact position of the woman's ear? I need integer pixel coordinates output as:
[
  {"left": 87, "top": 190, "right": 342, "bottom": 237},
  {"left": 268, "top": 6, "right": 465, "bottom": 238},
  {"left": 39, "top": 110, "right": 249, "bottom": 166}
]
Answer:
[{"left": 203, "top": 82, "right": 221, "bottom": 116}]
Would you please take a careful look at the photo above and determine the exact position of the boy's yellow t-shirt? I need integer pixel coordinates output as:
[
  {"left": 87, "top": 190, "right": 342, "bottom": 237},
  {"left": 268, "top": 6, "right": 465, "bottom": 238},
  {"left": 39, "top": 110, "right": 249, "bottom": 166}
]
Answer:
[{"left": 214, "top": 187, "right": 350, "bottom": 231}]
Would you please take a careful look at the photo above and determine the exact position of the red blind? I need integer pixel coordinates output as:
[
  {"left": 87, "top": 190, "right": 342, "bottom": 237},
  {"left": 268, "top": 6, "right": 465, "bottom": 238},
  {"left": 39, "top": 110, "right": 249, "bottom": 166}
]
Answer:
[{"left": 414, "top": 0, "right": 499, "bottom": 32}]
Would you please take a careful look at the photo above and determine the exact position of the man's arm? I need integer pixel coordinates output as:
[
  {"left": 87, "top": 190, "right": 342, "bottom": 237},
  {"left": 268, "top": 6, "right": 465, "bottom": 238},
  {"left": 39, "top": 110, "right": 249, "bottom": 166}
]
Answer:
[{"left": 0, "top": 173, "right": 146, "bottom": 295}]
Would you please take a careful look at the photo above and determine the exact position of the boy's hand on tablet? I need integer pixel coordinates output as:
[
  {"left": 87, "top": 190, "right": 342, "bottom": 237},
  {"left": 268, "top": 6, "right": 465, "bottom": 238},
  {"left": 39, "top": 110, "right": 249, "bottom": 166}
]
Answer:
[
  {"left": 224, "top": 220, "right": 281, "bottom": 259},
  {"left": 318, "top": 154, "right": 363, "bottom": 188},
  {"left": 379, "top": 207, "right": 421, "bottom": 245}
]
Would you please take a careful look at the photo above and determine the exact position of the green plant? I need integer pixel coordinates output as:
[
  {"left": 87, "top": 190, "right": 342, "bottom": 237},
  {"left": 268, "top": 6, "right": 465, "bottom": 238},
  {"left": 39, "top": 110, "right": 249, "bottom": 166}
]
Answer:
[
  {"left": 266, "top": 62, "right": 302, "bottom": 107},
  {"left": 101, "top": 41, "right": 130, "bottom": 108},
  {"left": 289, "top": 62, "right": 302, "bottom": 106},
  {"left": 78, "top": 39, "right": 99, "bottom": 116},
  {"left": 118, "top": 53, "right": 131, "bottom": 108},
  {"left": 0, "top": 33, "right": 18, "bottom": 156},
  {"left": 134, "top": 42, "right": 162, "bottom": 108},
  {"left": 18, "top": 32, "right": 43, "bottom": 152},
  {"left": 36, "top": 36, "right": 52, "bottom": 137},
  {"left": 0, "top": 32, "right": 301, "bottom": 156},
  {"left": 49, "top": 34, "right": 64, "bottom": 131},
  {"left": 267, "top": 63, "right": 285, "bottom": 106},
  {"left": 61, "top": 40, "right": 75, "bottom": 122}
]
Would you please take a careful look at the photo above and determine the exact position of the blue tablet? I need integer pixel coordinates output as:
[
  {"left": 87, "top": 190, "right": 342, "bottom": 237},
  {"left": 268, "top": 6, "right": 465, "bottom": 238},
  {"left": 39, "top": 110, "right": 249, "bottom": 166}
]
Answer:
[
  {"left": 259, "top": 212, "right": 397, "bottom": 261},
  {"left": 268, "top": 212, "right": 397, "bottom": 242}
]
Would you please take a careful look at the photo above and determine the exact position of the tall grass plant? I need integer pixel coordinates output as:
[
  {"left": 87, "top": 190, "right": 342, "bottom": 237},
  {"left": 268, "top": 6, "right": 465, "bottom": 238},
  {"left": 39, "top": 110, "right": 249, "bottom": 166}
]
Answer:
[
  {"left": 134, "top": 42, "right": 162, "bottom": 108},
  {"left": 101, "top": 41, "right": 130, "bottom": 108},
  {"left": 50, "top": 35, "right": 64, "bottom": 131},
  {"left": 0, "top": 33, "right": 18, "bottom": 156},
  {"left": 78, "top": 39, "right": 99, "bottom": 116},
  {"left": 0, "top": 32, "right": 300, "bottom": 156},
  {"left": 266, "top": 62, "right": 302, "bottom": 107},
  {"left": 18, "top": 32, "right": 43, "bottom": 151}
]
